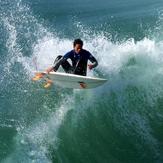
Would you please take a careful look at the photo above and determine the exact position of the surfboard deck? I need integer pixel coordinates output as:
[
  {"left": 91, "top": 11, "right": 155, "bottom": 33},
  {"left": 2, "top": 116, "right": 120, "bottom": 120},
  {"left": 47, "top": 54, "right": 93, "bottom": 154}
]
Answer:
[{"left": 32, "top": 71, "right": 107, "bottom": 89}]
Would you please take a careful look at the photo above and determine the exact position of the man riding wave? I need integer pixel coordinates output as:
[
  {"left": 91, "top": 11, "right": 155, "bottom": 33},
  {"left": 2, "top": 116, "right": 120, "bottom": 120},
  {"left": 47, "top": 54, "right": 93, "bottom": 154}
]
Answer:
[{"left": 46, "top": 39, "right": 98, "bottom": 76}]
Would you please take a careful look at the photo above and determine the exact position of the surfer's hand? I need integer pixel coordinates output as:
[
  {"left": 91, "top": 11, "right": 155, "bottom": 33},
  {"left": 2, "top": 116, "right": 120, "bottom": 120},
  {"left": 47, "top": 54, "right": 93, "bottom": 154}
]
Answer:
[
  {"left": 46, "top": 67, "right": 54, "bottom": 74},
  {"left": 88, "top": 64, "right": 93, "bottom": 70}
]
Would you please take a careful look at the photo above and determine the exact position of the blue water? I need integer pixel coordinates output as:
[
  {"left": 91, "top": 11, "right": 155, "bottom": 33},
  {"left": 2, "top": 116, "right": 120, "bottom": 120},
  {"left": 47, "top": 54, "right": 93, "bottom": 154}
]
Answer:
[{"left": 1, "top": 0, "right": 163, "bottom": 162}]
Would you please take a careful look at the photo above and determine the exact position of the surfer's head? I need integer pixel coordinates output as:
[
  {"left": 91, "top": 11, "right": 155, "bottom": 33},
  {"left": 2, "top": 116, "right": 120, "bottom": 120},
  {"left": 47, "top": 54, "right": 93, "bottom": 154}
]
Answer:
[{"left": 73, "top": 39, "right": 83, "bottom": 54}]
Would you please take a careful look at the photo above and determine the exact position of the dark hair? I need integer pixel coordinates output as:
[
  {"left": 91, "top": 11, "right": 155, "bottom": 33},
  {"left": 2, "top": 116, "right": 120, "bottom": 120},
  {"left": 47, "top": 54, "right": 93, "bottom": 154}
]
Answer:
[{"left": 73, "top": 39, "right": 83, "bottom": 47}]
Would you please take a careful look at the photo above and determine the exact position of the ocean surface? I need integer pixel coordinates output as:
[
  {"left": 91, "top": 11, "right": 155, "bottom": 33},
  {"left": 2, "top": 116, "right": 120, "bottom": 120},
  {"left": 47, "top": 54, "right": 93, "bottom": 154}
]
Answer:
[{"left": 1, "top": 0, "right": 163, "bottom": 162}]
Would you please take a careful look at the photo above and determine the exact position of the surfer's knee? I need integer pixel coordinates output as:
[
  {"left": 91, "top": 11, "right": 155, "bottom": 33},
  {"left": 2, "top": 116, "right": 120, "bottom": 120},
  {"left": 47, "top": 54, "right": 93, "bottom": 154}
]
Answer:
[
  {"left": 54, "top": 55, "right": 63, "bottom": 64},
  {"left": 57, "top": 55, "right": 63, "bottom": 59}
]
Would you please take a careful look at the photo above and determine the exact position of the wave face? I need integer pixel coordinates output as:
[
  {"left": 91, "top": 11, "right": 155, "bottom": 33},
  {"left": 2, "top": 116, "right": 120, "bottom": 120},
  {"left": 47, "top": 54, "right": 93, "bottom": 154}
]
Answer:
[{"left": 0, "top": 0, "right": 163, "bottom": 162}]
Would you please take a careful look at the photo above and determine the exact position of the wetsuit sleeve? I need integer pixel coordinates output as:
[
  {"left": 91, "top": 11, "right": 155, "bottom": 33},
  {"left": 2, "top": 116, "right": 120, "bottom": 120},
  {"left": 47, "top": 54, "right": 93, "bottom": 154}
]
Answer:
[
  {"left": 53, "top": 51, "right": 72, "bottom": 71},
  {"left": 88, "top": 52, "right": 98, "bottom": 68}
]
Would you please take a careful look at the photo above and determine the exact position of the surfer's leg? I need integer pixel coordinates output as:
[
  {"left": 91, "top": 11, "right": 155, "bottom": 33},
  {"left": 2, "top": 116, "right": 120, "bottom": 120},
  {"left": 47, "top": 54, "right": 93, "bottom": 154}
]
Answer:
[
  {"left": 74, "top": 68, "right": 87, "bottom": 76},
  {"left": 54, "top": 55, "right": 73, "bottom": 73},
  {"left": 53, "top": 55, "right": 63, "bottom": 65},
  {"left": 61, "top": 60, "right": 73, "bottom": 73},
  {"left": 53, "top": 55, "right": 64, "bottom": 71}
]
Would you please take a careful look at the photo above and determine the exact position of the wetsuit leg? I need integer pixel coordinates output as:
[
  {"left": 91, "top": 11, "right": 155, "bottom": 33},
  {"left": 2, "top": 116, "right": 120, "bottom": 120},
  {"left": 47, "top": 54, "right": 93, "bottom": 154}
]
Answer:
[
  {"left": 74, "top": 64, "right": 87, "bottom": 76},
  {"left": 54, "top": 55, "right": 72, "bottom": 73},
  {"left": 53, "top": 55, "right": 63, "bottom": 65},
  {"left": 61, "top": 60, "right": 72, "bottom": 73}
]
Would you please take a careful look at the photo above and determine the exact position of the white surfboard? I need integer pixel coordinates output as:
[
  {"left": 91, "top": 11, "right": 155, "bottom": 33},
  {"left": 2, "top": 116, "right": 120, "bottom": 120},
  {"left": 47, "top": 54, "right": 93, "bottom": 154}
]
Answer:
[{"left": 33, "top": 71, "right": 107, "bottom": 89}]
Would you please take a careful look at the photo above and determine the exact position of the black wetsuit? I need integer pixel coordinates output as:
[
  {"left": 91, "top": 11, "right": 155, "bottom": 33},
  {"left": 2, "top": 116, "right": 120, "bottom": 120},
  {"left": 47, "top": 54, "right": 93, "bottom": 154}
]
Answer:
[{"left": 53, "top": 49, "right": 98, "bottom": 76}]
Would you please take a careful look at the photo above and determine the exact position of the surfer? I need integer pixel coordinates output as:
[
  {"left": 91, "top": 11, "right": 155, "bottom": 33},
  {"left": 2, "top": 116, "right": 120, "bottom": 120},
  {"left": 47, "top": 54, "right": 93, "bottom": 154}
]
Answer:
[{"left": 46, "top": 39, "right": 98, "bottom": 76}]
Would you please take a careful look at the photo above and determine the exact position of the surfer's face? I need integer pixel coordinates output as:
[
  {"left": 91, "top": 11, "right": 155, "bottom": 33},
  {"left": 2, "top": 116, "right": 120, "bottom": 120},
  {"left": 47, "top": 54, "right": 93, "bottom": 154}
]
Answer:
[{"left": 74, "top": 44, "right": 82, "bottom": 54}]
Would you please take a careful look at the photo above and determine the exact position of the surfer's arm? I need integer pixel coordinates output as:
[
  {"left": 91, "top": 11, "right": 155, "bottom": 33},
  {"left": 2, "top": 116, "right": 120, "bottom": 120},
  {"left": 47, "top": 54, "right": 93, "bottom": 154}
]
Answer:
[
  {"left": 46, "top": 55, "right": 66, "bottom": 73},
  {"left": 88, "top": 54, "right": 98, "bottom": 70},
  {"left": 46, "top": 66, "right": 55, "bottom": 73},
  {"left": 46, "top": 58, "right": 66, "bottom": 73}
]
